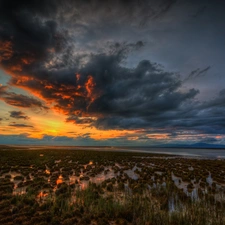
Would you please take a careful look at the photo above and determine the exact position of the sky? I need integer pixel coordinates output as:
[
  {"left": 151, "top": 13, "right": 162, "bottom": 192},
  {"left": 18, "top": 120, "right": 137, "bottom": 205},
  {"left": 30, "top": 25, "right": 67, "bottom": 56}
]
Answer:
[{"left": 0, "top": 0, "right": 225, "bottom": 146}]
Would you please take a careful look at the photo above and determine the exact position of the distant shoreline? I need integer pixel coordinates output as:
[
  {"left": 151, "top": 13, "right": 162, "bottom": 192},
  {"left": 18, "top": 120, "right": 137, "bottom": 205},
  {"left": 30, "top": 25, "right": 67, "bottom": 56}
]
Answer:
[
  {"left": 1, "top": 145, "right": 225, "bottom": 159},
  {"left": 0, "top": 144, "right": 225, "bottom": 150}
]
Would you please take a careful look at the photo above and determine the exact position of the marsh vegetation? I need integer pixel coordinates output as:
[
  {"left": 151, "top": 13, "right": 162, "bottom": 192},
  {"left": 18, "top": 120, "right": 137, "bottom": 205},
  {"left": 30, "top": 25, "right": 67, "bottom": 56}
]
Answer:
[{"left": 0, "top": 146, "right": 225, "bottom": 224}]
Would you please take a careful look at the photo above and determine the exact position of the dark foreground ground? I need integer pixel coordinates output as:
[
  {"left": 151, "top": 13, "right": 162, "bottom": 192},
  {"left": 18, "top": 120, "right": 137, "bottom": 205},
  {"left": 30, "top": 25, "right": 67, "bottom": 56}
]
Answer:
[{"left": 0, "top": 146, "right": 225, "bottom": 225}]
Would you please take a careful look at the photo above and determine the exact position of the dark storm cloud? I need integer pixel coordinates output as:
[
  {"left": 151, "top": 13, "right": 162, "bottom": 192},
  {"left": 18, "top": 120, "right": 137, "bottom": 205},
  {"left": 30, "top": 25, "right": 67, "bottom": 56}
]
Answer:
[
  {"left": 0, "top": 28, "right": 211, "bottom": 133},
  {"left": 6, "top": 45, "right": 199, "bottom": 128},
  {"left": 66, "top": 115, "right": 95, "bottom": 124},
  {"left": 0, "top": 0, "right": 66, "bottom": 81},
  {"left": 72, "top": 53, "right": 199, "bottom": 128},
  {"left": 192, "top": 5, "right": 207, "bottom": 18},
  {"left": 181, "top": 89, "right": 225, "bottom": 134},
  {"left": 0, "top": 0, "right": 58, "bottom": 16},
  {"left": 9, "top": 111, "right": 29, "bottom": 120},
  {"left": 199, "top": 91, "right": 225, "bottom": 110},
  {"left": 185, "top": 66, "right": 211, "bottom": 81},
  {"left": 9, "top": 123, "right": 33, "bottom": 128},
  {"left": 0, "top": 86, "right": 48, "bottom": 109},
  {"left": 0, "top": 0, "right": 176, "bottom": 77},
  {"left": 0, "top": 0, "right": 225, "bottom": 140},
  {"left": 56, "top": 0, "right": 178, "bottom": 26},
  {"left": 150, "top": 0, "right": 177, "bottom": 20}
]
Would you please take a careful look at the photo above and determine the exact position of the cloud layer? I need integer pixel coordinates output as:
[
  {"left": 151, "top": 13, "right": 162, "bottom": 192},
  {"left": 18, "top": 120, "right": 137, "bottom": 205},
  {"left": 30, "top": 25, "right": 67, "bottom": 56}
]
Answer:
[
  {"left": 0, "top": 0, "right": 225, "bottom": 145},
  {"left": 9, "top": 111, "right": 29, "bottom": 120}
]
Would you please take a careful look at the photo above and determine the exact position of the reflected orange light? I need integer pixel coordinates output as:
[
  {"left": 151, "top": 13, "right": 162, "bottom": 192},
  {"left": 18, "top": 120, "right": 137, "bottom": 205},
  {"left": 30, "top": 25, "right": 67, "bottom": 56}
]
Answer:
[
  {"left": 57, "top": 175, "right": 63, "bottom": 185},
  {"left": 45, "top": 169, "right": 51, "bottom": 175},
  {"left": 37, "top": 191, "right": 48, "bottom": 198}
]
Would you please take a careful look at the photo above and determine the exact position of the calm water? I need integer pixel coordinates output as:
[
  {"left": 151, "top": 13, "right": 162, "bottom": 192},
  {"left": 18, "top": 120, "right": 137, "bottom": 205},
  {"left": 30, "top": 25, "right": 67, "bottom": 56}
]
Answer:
[{"left": 5, "top": 145, "right": 225, "bottom": 159}]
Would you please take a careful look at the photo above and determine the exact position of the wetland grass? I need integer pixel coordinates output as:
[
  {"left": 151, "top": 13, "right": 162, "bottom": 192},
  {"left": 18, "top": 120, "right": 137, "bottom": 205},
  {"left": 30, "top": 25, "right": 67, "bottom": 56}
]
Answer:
[{"left": 0, "top": 148, "right": 225, "bottom": 224}]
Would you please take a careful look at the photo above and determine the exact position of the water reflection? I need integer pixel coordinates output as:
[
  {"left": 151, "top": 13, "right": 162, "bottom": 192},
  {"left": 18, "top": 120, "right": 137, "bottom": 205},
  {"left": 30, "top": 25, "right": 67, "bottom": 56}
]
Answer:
[
  {"left": 37, "top": 191, "right": 48, "bottom": 198},
  {"left": 56, "top": 175, "right": 63, "bottom": 185},
  {"left": 45, "top": 169, "right": 50, "bottom": 175}
]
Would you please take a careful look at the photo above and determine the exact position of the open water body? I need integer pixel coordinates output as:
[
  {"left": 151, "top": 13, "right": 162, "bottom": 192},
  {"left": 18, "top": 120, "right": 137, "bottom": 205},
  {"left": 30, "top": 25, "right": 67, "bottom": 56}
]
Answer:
[{"left": 6, "top": 145, "right": 225, "bottom": 159}]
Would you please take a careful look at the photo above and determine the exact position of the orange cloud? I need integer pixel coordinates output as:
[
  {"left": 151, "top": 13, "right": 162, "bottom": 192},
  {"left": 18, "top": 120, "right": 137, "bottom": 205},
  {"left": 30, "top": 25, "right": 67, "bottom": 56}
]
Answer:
[
  {"left": 85, "top": 75, "right": 95, "bottom": 99},
  {"left": 146, "top": 133, "right": 169, "bottom": 140},
  {"left": 0, "top": 40, "right": 13, "bottom": 62}
]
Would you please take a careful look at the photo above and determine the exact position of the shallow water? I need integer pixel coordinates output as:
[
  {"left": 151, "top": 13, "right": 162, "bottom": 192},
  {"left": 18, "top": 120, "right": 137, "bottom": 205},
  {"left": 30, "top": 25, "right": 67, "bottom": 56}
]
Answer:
[
  {"left": 69, "top": 167, "right": 116, "bottom": 189},
  {"left": 9, "top": 145, "right": 225, "bottom": 158}
]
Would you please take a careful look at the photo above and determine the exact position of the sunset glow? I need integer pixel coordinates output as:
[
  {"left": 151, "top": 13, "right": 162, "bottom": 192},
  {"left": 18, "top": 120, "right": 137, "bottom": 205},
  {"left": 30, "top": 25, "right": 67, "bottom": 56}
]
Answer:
[{"left": 0, "top": 0, "right": 225, "bottom": 147}]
